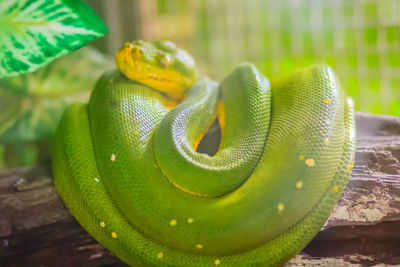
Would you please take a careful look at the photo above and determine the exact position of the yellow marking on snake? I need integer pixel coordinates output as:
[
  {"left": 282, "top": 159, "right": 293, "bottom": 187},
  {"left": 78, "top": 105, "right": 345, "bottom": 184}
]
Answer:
[
  {"left": 347, "top": 165, "right": 352, "bottom": 171},
  {"left": 157, "top": 252, "right": 164, "bottom": 259},
  {"left": 296, "top": 181, "right": 303, "bottom": 189},
  {"left": 277, "top": 203, "right": 285, "bottom": 214}
]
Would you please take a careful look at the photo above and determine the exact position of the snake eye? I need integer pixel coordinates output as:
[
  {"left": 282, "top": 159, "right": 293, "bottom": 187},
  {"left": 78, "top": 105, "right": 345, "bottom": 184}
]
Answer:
[
  {"left": 123, "top": 42, "right": 133, "bottom": 49},
  {"left": 131, "top": 47, "right": 144, "bottom": 56},
  {"left": 159, "top": 54, "right": 173, "bottom": 68}
]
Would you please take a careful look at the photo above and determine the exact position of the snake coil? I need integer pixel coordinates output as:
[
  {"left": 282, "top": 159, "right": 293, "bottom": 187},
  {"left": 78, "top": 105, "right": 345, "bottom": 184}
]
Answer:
[{"left": 52, "top": 40, "right": 356, "bottom": 266}]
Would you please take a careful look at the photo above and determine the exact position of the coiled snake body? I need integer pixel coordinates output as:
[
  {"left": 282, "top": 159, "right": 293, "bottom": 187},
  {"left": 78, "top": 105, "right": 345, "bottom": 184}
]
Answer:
[{"left": 52, "top": 40, "right": 356, "bottom": 266}]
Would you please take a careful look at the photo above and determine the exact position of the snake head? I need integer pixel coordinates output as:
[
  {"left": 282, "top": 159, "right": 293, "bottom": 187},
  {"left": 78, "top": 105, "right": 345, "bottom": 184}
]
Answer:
[{"left": 115, "top": 40, "right": 197, "bottom": 100}]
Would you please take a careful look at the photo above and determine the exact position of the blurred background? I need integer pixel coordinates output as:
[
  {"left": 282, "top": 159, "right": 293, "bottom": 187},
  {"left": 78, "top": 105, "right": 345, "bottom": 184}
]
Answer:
[
  {"left": 87, "top": 0, "right": 400, "bottom": 115},
  {"left": 1, "top": 0, "right": 399, "bottom": 170}
]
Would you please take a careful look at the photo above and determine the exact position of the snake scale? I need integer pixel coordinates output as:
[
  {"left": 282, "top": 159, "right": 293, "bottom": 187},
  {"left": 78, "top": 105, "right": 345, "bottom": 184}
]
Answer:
[{"left": 52, "top": 40, "right": 356, "bottom": 266}]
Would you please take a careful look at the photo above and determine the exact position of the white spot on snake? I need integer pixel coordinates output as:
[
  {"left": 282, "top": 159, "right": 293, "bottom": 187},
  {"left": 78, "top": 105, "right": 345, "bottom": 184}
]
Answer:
[
  {"left": 305, "top": 158, "right": 315, "bottom": 167},
  {"left": 296, "top": 181, "right": 303, "bottom": 189},
  {"left": 110, "top": 154, "right": 116, "bottom": 162},
  {"left": 324, "top": 138, "right": 330, "bottom": 145},
  {"left": 100, "top": 221, "right": 105, "bottom": 227},
  {"left": 326, "top": 119, "right": 331, "bottom": 125},
  {"left": 277, "top": 203, "right": 285, "bottom": 214},
  {"left": 187, "top": 217, "right": 194, "bottom": 223},
  {"left": 170, "top": 219, "right": 177, "bottom": 226},
  {"left": 196, "top": 244, "right": 203, "bottom": 249},
  {"left": 94, "top": 178, "right": 100, "bottom": 183},
  {"left": 215, "top": 259, "right": 221, "bottom": 265},
  {"left": 111, "top": 232, "right": 117, "bottom": 238},
  {"left": 157, "top": 252, "right": 164, "bottom": 259}
]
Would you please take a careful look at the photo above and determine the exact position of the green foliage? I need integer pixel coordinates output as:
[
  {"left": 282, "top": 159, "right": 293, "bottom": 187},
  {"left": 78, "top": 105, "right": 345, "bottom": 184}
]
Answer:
[
  {"left": 0, "top": 0, "right": 107, "bottom": 79},
  {"left": 0, "top": 47, "right": 112, "bottom": 144},
  {"left": 151, "top": 0, "right": 400, "bottom": 115}
]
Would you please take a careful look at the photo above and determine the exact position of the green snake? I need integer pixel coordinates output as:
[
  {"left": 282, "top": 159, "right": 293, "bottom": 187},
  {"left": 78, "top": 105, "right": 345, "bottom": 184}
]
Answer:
[{"left": 52, "top": 40, "right": 356, "bottom": 266}]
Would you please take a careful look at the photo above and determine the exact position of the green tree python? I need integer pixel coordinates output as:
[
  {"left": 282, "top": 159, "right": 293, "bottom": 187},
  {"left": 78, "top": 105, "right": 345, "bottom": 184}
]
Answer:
[{"left": 52, "top": 40, "right": 356, "bottom": 266}]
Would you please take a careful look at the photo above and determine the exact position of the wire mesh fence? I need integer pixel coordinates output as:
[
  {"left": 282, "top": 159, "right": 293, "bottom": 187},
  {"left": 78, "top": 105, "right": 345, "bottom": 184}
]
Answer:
[{"left": 89, "top": 0, "right": 400, "bottom": 115}]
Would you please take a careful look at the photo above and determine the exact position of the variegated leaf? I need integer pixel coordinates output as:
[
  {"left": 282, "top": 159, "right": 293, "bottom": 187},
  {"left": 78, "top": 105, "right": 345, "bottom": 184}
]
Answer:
[
  {"left": 0, "top": 46, "right": 112, "bottom": 143},
  {"left": 0, "top": 0, "right": 107, "bottom": 79}
]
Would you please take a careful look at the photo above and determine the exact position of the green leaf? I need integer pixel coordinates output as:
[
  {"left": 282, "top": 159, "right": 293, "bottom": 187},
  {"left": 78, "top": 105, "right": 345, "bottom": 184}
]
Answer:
[
  {"left": 0, "top": 0, "right": 107, "bottom": 79},
  {"left": 0, "top": 46, "right": 113, "bottom": 143},
  {"left": 1, "top": 142, "right": 39, "bottom": 169}
]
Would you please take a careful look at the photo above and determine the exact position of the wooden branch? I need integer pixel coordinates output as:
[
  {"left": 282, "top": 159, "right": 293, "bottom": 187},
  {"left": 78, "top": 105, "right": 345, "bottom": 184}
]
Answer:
[{"left": 1, "top": 112, "right": 400, "bottom": 266}]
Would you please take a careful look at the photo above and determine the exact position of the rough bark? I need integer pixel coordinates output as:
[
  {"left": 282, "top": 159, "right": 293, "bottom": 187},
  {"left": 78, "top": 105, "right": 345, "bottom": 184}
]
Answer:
[{"left": 0, "top": 112, "right": 399, "bottom": 266}]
